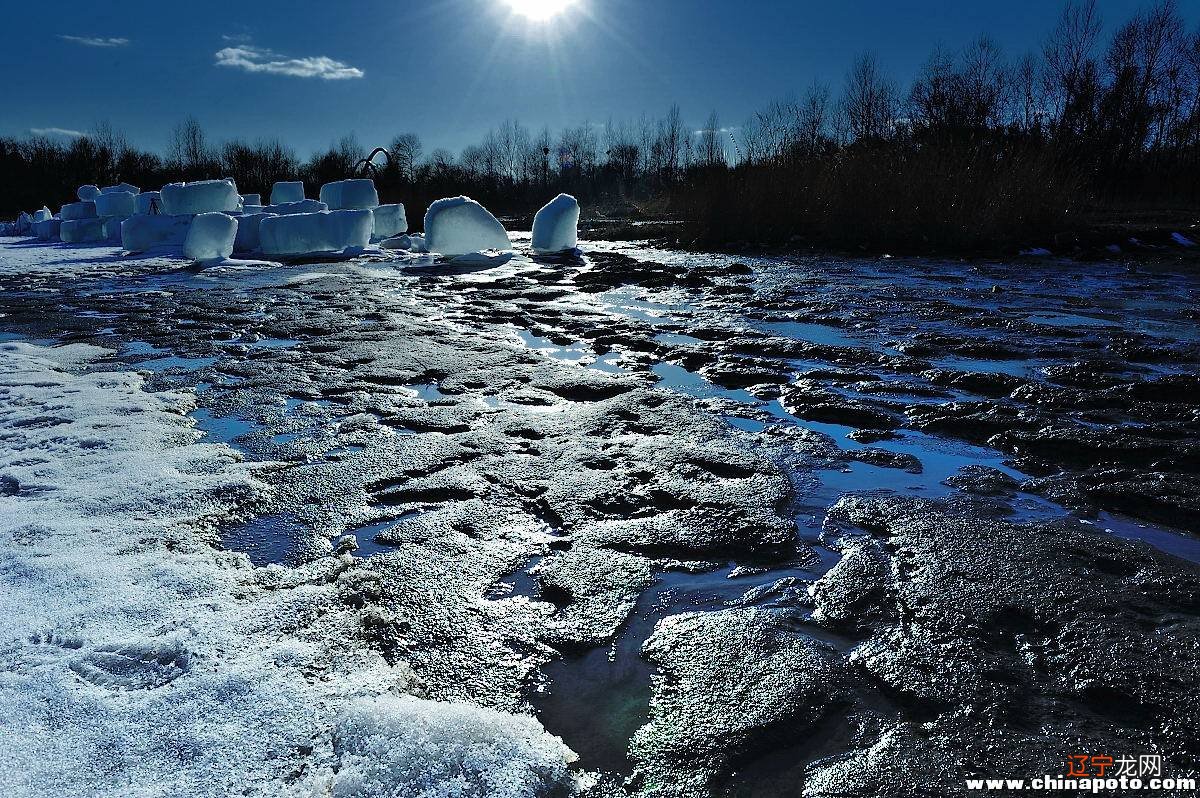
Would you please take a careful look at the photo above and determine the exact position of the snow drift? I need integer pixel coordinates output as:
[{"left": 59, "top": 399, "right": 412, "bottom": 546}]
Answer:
[{"left": 424, "top": 197, "right": 511, "bottom": 256}]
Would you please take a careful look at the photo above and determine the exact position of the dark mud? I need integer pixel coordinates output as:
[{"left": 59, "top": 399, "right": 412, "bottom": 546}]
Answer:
[{"left": 1, "top": 237, "right": 1198, "bottom": 796}]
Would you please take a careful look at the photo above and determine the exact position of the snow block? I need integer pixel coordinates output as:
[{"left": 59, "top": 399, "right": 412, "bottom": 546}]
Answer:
[
  {"left": 319, "top": 179, "right": 379, "bottom": 210},
  {"left": 424, "top": 196, "right": 511, "bottom": 256},
  {"left": 184, "top": 212, "right": 238, "bottom": 261},
  {"left": 263, "top": 199, "right": 328, "bottom": 216},
  {"left": 259, "top": 210, "right": 372, "bottom": 257},
  {"left": 102, "top": 216, "right": 128, "bottom": 243},
  {"left": 531, "top": 193, "right": 580, "bottom": 254},
  {"left": 32, "top": 206, "right": 53, "bottom": 224},
  {"left": 34, "top": 218, "right": 62, "bottom": 241},
  {"left": 60, "top": 218, "right": 106, "bottom": 243},
  {"left": 240, "top": 193, "right": 262, "bottom": 207},
  {"left": 270, "top": 181, "right": 306, "bottom": 205},
  {"left": 233, "top": 212, "right": 276, "bottom": 253},
  {"left": 161, "top": 180, "right": 241, "bottom": 216},
  {"left": 380, "top": 234, "right": 413, "bottom": 251},
  {"left": 77, "top": 184, "right": 101, "bottom": 201},
  {"left": 102, "top": 182, "right": 140, "bottom": 195},
  {"left": 95, "top": 192, "right": 137, "bottom": 218},
  {"left": 15, "top": 213, "right": 34, "bottom": 235},
  {"left": 372, "top": 203, "right": 407, "bottom": 239},
  {"left": 60, "top": 201, "right": 97, "bottom": 221},
  {"left": 135, "top": 192, "right": 161, "bottom": 215},
  {"left": 122, "top": 214, "right": 193, "bottom": 252}
]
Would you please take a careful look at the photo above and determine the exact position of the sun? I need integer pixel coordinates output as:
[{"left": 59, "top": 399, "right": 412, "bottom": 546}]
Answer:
[{"left": 505, "top": 0, "right": 576, "bottom": 21}]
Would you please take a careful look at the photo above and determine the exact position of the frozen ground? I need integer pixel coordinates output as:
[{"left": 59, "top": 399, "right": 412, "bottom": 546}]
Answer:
[{"left": 1, "top": 236, "right": 1199, "bottom": 797}]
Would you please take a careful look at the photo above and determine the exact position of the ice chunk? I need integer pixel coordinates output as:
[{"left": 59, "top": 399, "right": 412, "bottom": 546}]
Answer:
[
  {"left": 380, "top": 234, "right": 413, "bottom": 251},
  {"left": 424, "top": 196, "right": 511, "bottom": 256},
  {"left": 264, "top": 199, "right": 328, "bottom": 215},
  {"left": 102, "top": 182, "right": 140, "bottom": 195},
  {"left": 233, "top": 212, "right": 276, "bottom": 253},
  {"left": 102, "top": 216, "right": 128, "bottom": 242},
  {"left": 15, "top": 212, "right": 34, "bottom": 234},
  {"left": 95, "top": 192, "right": 137, "bottom": 218},
  {"left": 372, "top": 203, "right": 407, "bottom": 239},
  {"left": 77, "top": 184, "right": 101, "bottom": 201},
  {"left": 330, "top": 695, "right": 577, "bottom": 798},
  {"left": 32, "top": 207, "right": 53, "bottom": 224},
  {"left": 259, "top": 210, "right": 372, "bottom": 257},
  {"left": 34, "top": 219, "right": 62, "bottom": 241},
  {"left": 270, "top": 181, "right": 306, "bottom": 205},
  {"left": 241, "top": 193, "right": 262, "bottom": 207},
  {"left": 531, "top": 193, "right": 580, "bottom": 254},
  {"left": 183, "top": 212, "right": 238, "bottom": 261},
  {"left": 408, "top": 232, "right": 428, "bottom": 253},
  {"left": 60, "top": 201, "right": 97, "bottom": 221},
  {"left": 121, "top": 214, "right": 192, "bottom": 252},
  {"left": 319, "top": 179, "right": 379, "bottom": 210},
  {"left": 135, "top": 192, "right": 162, "bottom": 215},
  {"left": 60, "top": 218, "right": 106, "bottom": 243},
  {"left": 161, "top": 180, "right": 240, "bottom": 215}
]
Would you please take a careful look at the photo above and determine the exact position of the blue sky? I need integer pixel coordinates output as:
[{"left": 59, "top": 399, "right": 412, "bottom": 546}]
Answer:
[{"left": 3, "top": 0, "right": 1199, "bottom": 158}]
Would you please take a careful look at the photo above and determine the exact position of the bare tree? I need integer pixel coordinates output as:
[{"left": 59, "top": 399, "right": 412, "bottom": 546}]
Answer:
[
  {"left": 1043, "top": 0, "right": 1103, "bottom": 137},
  {"left": 390, "top": 133, "right": 422, "bottom": 182},
  {"left": 843, "top": 52, "right": 899, "bottom": 141}
]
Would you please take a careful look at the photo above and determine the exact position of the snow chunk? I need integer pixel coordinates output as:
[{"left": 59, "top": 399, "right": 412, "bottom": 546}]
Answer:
[
  {"left": 241, "top": 193, "right": 262, "bottom": 207},
  {"left": 531, "top": 194, "right": 580, "bottom": 254},
  {"left": 373, "top": 203, "right": 407, "bottom": 239},
  {"left": 320, "top": 179, "right": 379, "bottom": 210},
  {"left": 135, "top": 191, "right": 161, "bottom": 215},
  {"left": 270, "top": 181, "right": 306, "bottom": 205},
  {"left": 95, "top": 192, "right": 137, "bottom": 218},
  {"left": 60, "top": 201, "right": 96, "bottom": 221},
  {"left": 264, "top": 199, "right": 328, "bottom": 215},
  {"left": 76, "top": 184, "right": 101, "bottom": 201},
  {"left": 184, "top": 212, "right": 238, "bottom": 261},
  {"left": 34, "top": 219, "right": 61, "bottom": 241},
  {"left": 259, "top": 210, "right": 372, "bottom": 257},
  {"left": 32, "top": 206, "right": 53, "bottom": 224},
  {"left": 161, "top": 180, "right": 240, "bottom": 216},
  {"left": 101, "top": 182, "right": 140, "bottom": 195},
  {"left": 424, "top": 196, "right": 511, "bottom": 256},
  {"left": 60, "top": 218, "right": 105, "bottom": 243},
  {"left": 102, "top": 216, "right": 128, "bottom": 243},
  {"left": 121, "top": 214, "right": 192, "bottom": 252},
  {"left": 233, "top": 212, "right": 276, "bottom": 253},
  {"left": 331, "top": 695, "right": 577, "bottom": 798}
]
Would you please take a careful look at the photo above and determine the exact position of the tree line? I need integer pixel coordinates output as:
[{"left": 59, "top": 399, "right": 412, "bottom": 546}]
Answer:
[{"left": 3, "top": 0, "right": 1199, "bottom": 251}]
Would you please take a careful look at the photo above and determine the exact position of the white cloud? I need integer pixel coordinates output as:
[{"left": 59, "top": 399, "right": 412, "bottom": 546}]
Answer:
[
  {"left": 215, "top": 45, "right": 364, "bottom": 80},
  {"left": 59, "top": 35, "right": 129, "bottom": 48},
  {"left": 29, "top": 127, "right": 86, "bottom": 139}
]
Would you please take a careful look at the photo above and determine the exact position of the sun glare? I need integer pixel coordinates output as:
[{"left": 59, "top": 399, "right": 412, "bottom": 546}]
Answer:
[{"left": 506, "top": 0, "right": 575, "bottom": 21}]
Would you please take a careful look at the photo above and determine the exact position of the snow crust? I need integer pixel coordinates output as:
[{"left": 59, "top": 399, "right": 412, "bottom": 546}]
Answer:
[
  {"left": 319, "top": 179, "right": 379, "bottom": 210},
  {"left": 424, "top": 196, "right": 511, "bottom": 256},
  {"left": 184, "top": 212, "right": 238, "bottom": 261},
  {"left": 0, "top": 340, "right": 580, "bottom": 798},
  {"left": 531, "top": 194, "right": 580, "bottom": 254},
  {"left": 161, "top": 180, "right": 240, "bottom": 216},
  {"left": 260, "top": 210, "right": 372, "bottom": 256},
  {"left": 270, "top": 181, "right": 306, "bottom": 205}
]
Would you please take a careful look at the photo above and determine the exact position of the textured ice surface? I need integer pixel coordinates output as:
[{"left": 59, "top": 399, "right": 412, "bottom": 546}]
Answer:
[
  {"left": 233, "top": 212, "right": 276, "bottom": 253},
  {"left": 161, "top": 180, "right": 240, "bottom": 216},
  {"left": 60, "top": 201, "right": 97, "bottom": 221},
  {"left": 95, "top": 191, "right": 137, "bottom": 218},
  {"left": 260, "top": 210, "right": 371, "bottom": 256},
  {"left": 102, "top": 182, "right": 140, "bottom": 195},
  {"left": 0, "top": 340, "right": 579, "bottom": 798},
  {"left": 270, "top": 181, "right": 306, "bottom": 205},
  {"left": 184, "top": 212, "right": 238, "bottom": 261},
  {"left": 319, "top": 179, "right": 379, "bottom": 210},
  {"left": 372, "top": 203, "right": 407, "bottom": 239},
  {"left": 121, "top": 214, "right": 192, "bottom": 252},
  {"left": 531, "top": 194, "right": 580, "bottom": 254},
  {"left": 424, "top": 196, "right": 511, "bottom": 256},
  {"left": 60, "top": 217, "right": 105, "bottom": 243},
  {"left": 76, "top": 184, "right": 100, "bottom": 201},
  {"left": 135, "top": 191, "right": 161, "bottom": 215}
]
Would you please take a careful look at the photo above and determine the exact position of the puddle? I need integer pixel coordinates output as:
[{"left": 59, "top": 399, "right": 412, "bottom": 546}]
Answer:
[{"left": 221, "top": 514, "right": 305, "bottom": 566}]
